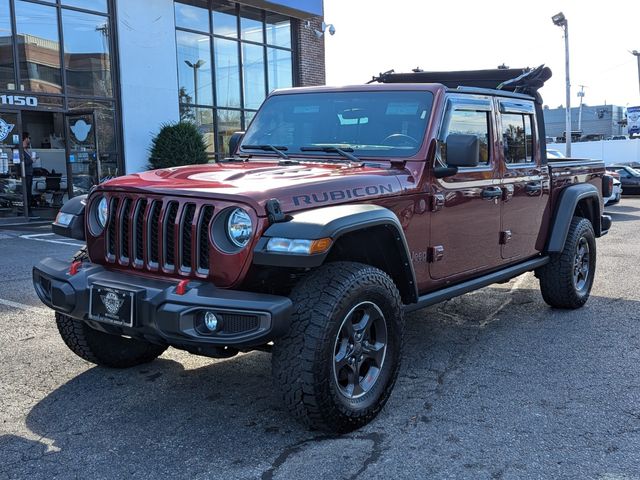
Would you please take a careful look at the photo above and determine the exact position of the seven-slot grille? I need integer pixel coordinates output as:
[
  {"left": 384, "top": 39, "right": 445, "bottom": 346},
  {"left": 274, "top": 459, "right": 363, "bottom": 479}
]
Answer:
[{"left": 104, "top": 195, "right": 213, "bottom": 276}]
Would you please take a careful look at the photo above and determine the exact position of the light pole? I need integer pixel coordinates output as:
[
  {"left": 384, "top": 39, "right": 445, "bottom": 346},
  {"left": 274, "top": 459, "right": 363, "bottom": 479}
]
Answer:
[
  {"left": 631, "top": 50, "right": 640, "bottom": 96},
  {"left": 184, "top": 59, "right": 205, "bottom": 106},
  {"left": 577, "top": 85, "right": 586, "bottom": 134},
  {"left": 552, "top": 12, "right": 571, "bottom": 157}
]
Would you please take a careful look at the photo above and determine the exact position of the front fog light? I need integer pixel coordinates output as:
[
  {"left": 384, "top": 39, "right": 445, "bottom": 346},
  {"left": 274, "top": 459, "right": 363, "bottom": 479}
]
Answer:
[{"left": 203, "top": 311, "right": 220, "bottom": 332}]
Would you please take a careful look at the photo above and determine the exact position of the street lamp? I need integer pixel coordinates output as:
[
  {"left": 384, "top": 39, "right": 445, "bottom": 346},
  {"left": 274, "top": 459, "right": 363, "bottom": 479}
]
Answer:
[
  {"left": 184, "top": 59, "right": 206, "bottom": 106},
  {"left": 631, "top": 50, "right": 640, "bottom": 96},
  {"left": 552, "top": 12, "right": 572, "bottom": 157}
]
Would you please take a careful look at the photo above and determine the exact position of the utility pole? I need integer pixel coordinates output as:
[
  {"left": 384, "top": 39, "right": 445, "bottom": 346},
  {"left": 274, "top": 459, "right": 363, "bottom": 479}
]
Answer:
[
  {"left": 552, "top": 12, "right": 571, "bottom": 156},
  {"left": 632, "top": 50, "right": 640, "bottom": 96},
  {"left": 577, "top": 85, "right": 586, "bottom": 134}
]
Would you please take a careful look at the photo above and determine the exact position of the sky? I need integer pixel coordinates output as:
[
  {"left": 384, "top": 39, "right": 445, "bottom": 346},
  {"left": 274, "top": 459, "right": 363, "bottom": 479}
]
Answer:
[{"left": 324, "top": 0, "right": 640, "bottom": 109}]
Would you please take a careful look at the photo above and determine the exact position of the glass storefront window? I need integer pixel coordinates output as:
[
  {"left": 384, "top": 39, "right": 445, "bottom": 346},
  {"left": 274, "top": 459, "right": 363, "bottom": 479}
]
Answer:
[
  {"left": 214, "top": 37, "right": 240, "bottom": 108},
  {"left": 0, "top": 0, "right": 15, "bottom": 90},
  {"left": 61, "top": 0, "right": 107, "bottom": 13},
  {"left": 240, "top": 7, "right": 263, "bottom": 43},
  {"left": 176, "top": 1, "right": 293, "bottom": 158},
  {"left": 211, "top": 0, "right": 237, "bottom": 38},
  {"left": 62, "top": 9, "right": 112, "bottom": 97},
  {"left": 242, "top": 42, "right": 265, "bottom": 110},
  {"left": 217, "top": 108, "right": 241, "bottom": 158},
  {"left": 176, "top": 30, "right": 213, "bottom": 106},
  {"left": 175, "top": 1, "right": 209, "bottom": 33},
  {"left": 265, "top": 13, "right": 290, "bottom": 48},
  {"left": 267, "top": 47, "right": 292, "bottom": 92},
  {"left": 14, "top": 0, "right": 62, "bottom": 94}
]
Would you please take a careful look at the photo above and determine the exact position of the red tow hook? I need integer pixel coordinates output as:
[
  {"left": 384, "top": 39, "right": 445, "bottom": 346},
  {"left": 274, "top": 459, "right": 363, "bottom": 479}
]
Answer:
[
  {"left": 69, "top": 261, "right": 82, "bottom": 276},
  {"left": 176, "top": 279, "right": 190, "bottom": 295}
]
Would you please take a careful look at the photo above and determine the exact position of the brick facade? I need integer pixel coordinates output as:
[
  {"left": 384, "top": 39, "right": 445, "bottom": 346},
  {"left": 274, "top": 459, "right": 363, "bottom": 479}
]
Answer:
[{"left": 294, "top": 17, "right": 326, "bottom": 87}]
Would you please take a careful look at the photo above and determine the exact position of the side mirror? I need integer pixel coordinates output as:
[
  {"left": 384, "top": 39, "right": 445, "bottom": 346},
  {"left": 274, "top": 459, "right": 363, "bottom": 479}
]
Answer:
[
  {"left": 446, "top": 134, "right": 480, "bottom": 168},
  {"left": 228, "top": 131, "right": 245, "bottom": 155}
]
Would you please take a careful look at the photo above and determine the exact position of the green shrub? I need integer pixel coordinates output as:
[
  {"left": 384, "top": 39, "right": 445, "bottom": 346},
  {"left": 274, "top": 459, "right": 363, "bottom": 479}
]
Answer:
[{"left": 148, "top": 121, "right": 209, "bottom": 170}]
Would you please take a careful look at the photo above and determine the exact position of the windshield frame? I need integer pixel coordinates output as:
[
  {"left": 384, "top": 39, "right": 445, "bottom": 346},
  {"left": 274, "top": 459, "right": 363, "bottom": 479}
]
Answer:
[{"left": 239, "top": 88, "right": 436, "bottom": 162}]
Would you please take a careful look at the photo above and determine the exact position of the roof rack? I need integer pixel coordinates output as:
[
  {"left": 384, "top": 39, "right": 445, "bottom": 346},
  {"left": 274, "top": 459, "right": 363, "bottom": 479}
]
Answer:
[{"left": 368, "top": 65, "right": 552, "bottom": 97}]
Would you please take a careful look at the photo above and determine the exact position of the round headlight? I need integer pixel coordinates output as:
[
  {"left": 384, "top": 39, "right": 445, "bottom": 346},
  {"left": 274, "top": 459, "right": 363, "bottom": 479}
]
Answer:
[
  {"left": 226, "top": 208, "right": 253, "bottom": 248},
  {"left": 96, "top": 197, "right": 108, "bottom": 228}
]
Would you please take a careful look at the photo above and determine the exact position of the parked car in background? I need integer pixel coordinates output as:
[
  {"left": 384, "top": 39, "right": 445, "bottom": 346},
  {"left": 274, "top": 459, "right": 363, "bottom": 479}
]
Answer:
[
  {"left": 546, "top": 148, "right": 566, "bottom": 159},
  {"left": 604, "top": 177, "right": 622, "bottom": 205},
  {"left": 607, "top": 165, "right": 640, "bottom": 194}
]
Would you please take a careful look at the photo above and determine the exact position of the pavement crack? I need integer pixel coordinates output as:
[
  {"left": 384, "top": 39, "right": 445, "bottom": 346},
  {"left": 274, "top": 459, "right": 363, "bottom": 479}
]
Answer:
[{"left": 260, "top": 434, "right": 337, "bottom": 480}]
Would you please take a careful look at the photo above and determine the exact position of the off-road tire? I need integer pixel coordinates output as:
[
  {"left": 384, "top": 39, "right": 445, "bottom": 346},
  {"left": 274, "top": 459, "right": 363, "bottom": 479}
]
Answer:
[
  {"left": 72, "top": 245, "right": 89, "bottom": 263},
  {"left": 538, "top": 216, "right": 596, "bottom": 309},
  {"left": 272, "top": 262, "right": 404, "bottom": 433},
  {"left": 55, "top": 313, "right": 167, "bottom": 368}
]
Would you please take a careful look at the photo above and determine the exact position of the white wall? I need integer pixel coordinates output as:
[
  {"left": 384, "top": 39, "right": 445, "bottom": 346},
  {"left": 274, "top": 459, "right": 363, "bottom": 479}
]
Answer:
[
  {"left": 116, "top": 0, "right": 180, "bottom": 174},
  {"left": 549, "top": 140, "right": 640, "bottom": 166}
]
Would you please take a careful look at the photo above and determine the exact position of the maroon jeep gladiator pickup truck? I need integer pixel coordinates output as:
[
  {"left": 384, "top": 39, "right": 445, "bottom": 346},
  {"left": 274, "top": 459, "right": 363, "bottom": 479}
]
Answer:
[{"left": 34, "top": 66, "right": 612, "bottom": 432}]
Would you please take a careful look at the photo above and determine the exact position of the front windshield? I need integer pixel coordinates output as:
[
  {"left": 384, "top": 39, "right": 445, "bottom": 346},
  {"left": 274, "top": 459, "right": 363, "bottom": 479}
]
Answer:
[{"left": 240, "top": 90, "right": 434, "bottom": 158}]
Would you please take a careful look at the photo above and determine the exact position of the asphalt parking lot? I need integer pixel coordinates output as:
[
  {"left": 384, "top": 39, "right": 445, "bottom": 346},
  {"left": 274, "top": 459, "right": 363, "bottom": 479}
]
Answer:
[{"left": 1, "top": 199, "right": 640, "bottom": 480}]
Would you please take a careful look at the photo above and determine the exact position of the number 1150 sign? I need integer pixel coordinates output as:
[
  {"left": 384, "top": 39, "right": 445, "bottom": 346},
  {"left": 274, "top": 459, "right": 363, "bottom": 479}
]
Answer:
[{"left": 0, "top": 95, "right": 38, "bottom": 107}]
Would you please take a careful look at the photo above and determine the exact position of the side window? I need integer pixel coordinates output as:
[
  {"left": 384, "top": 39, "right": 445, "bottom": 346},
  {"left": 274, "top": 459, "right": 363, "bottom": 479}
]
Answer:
[
  {"left": 501, "top": 113, "right": 535, "bottom": 163},
  {"left": 439, "top": 109, "right": 491, "bottom": 166}
]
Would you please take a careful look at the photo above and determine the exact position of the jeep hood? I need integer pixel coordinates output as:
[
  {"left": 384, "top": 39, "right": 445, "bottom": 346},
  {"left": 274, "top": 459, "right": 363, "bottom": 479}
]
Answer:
[{"left": 99, "top": 161, "right": 405, "bottom": 215}]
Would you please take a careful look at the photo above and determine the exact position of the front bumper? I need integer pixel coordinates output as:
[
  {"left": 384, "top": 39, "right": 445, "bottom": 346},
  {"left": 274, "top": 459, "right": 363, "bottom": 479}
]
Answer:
[{"left": 33, "top": 258, "right": 292, "bottom": 351}]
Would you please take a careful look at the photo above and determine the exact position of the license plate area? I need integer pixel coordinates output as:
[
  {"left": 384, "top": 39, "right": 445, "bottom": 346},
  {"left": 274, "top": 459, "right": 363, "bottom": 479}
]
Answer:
[{"left": 89, "top": 285, "right": 135, "bottom": 327}]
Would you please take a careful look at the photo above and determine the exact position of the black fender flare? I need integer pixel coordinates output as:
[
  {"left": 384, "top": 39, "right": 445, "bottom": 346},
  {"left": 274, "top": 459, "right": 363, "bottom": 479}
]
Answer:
[
  {"left": 52, "top": 194, "right": 87, "bottom": 241},
  {"left": 546, "top": 183, "right": 601, "bottom": 253},
  {"left": 253, "top": 204, "right": 418, "bottom": 303}
]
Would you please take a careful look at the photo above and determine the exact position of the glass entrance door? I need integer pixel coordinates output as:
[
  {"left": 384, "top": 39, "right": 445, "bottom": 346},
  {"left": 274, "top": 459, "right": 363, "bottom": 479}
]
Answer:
[
  {"left": 65, "top": 111, "right": 100, "bottom": 198},
  {"left": 0, "top": 110, "right": 26, "bottom": 218}
]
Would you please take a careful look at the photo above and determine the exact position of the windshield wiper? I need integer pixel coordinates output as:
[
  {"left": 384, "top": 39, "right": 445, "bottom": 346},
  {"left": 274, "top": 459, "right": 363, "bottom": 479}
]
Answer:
[
  {"left": 241, "top": 144, "right": 289, "bottom": 159},
  {"left": 299, "top": 146, "right": 361, "bottom": 164}
]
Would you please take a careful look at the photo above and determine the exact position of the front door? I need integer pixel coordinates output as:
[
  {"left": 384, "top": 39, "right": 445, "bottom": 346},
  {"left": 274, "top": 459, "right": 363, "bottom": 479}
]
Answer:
[
  {"left": 0, "top": 110, "right": 26, "bottom": 218},
  {"left": 497, "top": 100, "right": 550, "bottom": 260},
  {"left": 65, "top": 111, "right": 100, "bottom": 198},
  {"left": 429, "top": 95, "right": 502, "bottom": 280}
]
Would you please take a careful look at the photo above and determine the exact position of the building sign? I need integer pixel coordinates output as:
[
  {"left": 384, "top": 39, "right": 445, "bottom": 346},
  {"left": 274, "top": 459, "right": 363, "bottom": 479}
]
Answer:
[
  {"left": 628, "top": 106, "right": 640, "bottom": 136},
  {"left": 0, "top": 95, "right": 38, "bottom": 108}
]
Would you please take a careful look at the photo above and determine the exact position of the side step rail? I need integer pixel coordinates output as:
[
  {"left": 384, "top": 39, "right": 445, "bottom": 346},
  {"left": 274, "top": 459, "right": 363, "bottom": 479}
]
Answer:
[{"left": 405, "top": 256, "right": 549, "bottom": 313}]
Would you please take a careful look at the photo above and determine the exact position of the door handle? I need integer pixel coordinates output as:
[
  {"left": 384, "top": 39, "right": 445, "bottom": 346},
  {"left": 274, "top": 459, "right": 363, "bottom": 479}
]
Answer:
[
  {"left": 526, "top": 182, "right": 542, "bottom": 194},
  {"left": 481, "top": 187, "right": 503, "bottom": 199}
]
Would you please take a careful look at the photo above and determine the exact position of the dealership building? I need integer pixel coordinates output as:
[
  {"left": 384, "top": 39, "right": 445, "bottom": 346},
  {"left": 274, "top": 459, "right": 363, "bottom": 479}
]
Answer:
[{"left": 0, "top": 0, "right": 326, "bottom": 218}]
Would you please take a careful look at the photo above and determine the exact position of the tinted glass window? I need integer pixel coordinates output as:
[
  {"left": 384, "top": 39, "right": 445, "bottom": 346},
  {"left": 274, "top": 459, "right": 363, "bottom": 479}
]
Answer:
[
  {"left": 242, "top": 42, "right": 265, "bottom": 109},
  {"left": 62, "top": 9, "right": 112, "bottom": 97},
  {"left": 440, "top": 108, "right": 490, "bottom": 165},
  {"left": 212, "top": 1, "right": 237, "bottom": 38},
  {"left": 240, "top": 6, "right": 263, "bottom": 43},
  {"left": 241, "top": 91, "right": 434, "bottom": 159},
  {"left": 14, "top": 1, "right": 62, "bottom": 94},
  {"left": 265, "top": 12, "right": 290, "bottom": 48},
  {"left": 502, "top": 113, "right": 534, "bottom": 163},
  {"left": 176, "top": 30, "right": 212, "bottom": 106},
  {"left": 217, "top": 108, "right": 241, "bottom": 157},
  {"left": 0, "top": 0, "right": 14, "bottom": 90},
  {"left": 267, "top": 47, "right": 292, "bottom": 92},
  {"left": 214, "top": 37, "right": 240, "bottom": 108},
  {"left": 62, "top": 0, "right": 107, "bottom": 13},
  {"left": 175, "top": 1, "right": 209, "bottom": 32}
]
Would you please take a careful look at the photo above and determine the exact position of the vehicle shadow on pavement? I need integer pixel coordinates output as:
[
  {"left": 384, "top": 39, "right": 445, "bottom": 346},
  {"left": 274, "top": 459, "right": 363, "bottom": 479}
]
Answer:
[
  {"left": 7, "top": 285, "right": 640, "bottom": 478},
  {"left": 605, "top": 211, "right": 638, "bottom": 223}
]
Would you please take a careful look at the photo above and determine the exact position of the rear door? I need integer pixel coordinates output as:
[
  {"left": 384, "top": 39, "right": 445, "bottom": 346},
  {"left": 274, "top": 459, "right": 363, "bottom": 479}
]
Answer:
[
  {"left": 429, "top": 95, "right": 502, "bottom": 280},
  {"left": 497, "top": 99, "right": 550, "bottom": 260}
]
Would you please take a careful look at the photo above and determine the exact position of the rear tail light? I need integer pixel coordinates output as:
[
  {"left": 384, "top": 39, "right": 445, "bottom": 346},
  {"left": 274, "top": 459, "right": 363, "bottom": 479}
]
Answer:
[{"left": 602, "top": 175, "right": 614, "bottom": 198}]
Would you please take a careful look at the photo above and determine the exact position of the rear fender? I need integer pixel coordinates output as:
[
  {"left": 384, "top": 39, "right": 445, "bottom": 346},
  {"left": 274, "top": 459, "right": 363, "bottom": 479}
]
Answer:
[{"left": 546, "top": 184, "right": 601, "bottom": 252}]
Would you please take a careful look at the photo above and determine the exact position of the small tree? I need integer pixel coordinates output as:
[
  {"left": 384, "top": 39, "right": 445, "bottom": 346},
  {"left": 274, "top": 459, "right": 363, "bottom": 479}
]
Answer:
[{"left": 148, "top": 121, "right": 208, "bottom": 170}]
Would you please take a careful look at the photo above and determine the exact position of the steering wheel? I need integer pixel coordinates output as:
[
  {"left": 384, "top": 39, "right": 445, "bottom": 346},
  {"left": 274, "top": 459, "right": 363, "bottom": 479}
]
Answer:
[{"left": 381, "top": 134, "right": 419, "bottom": 147}]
